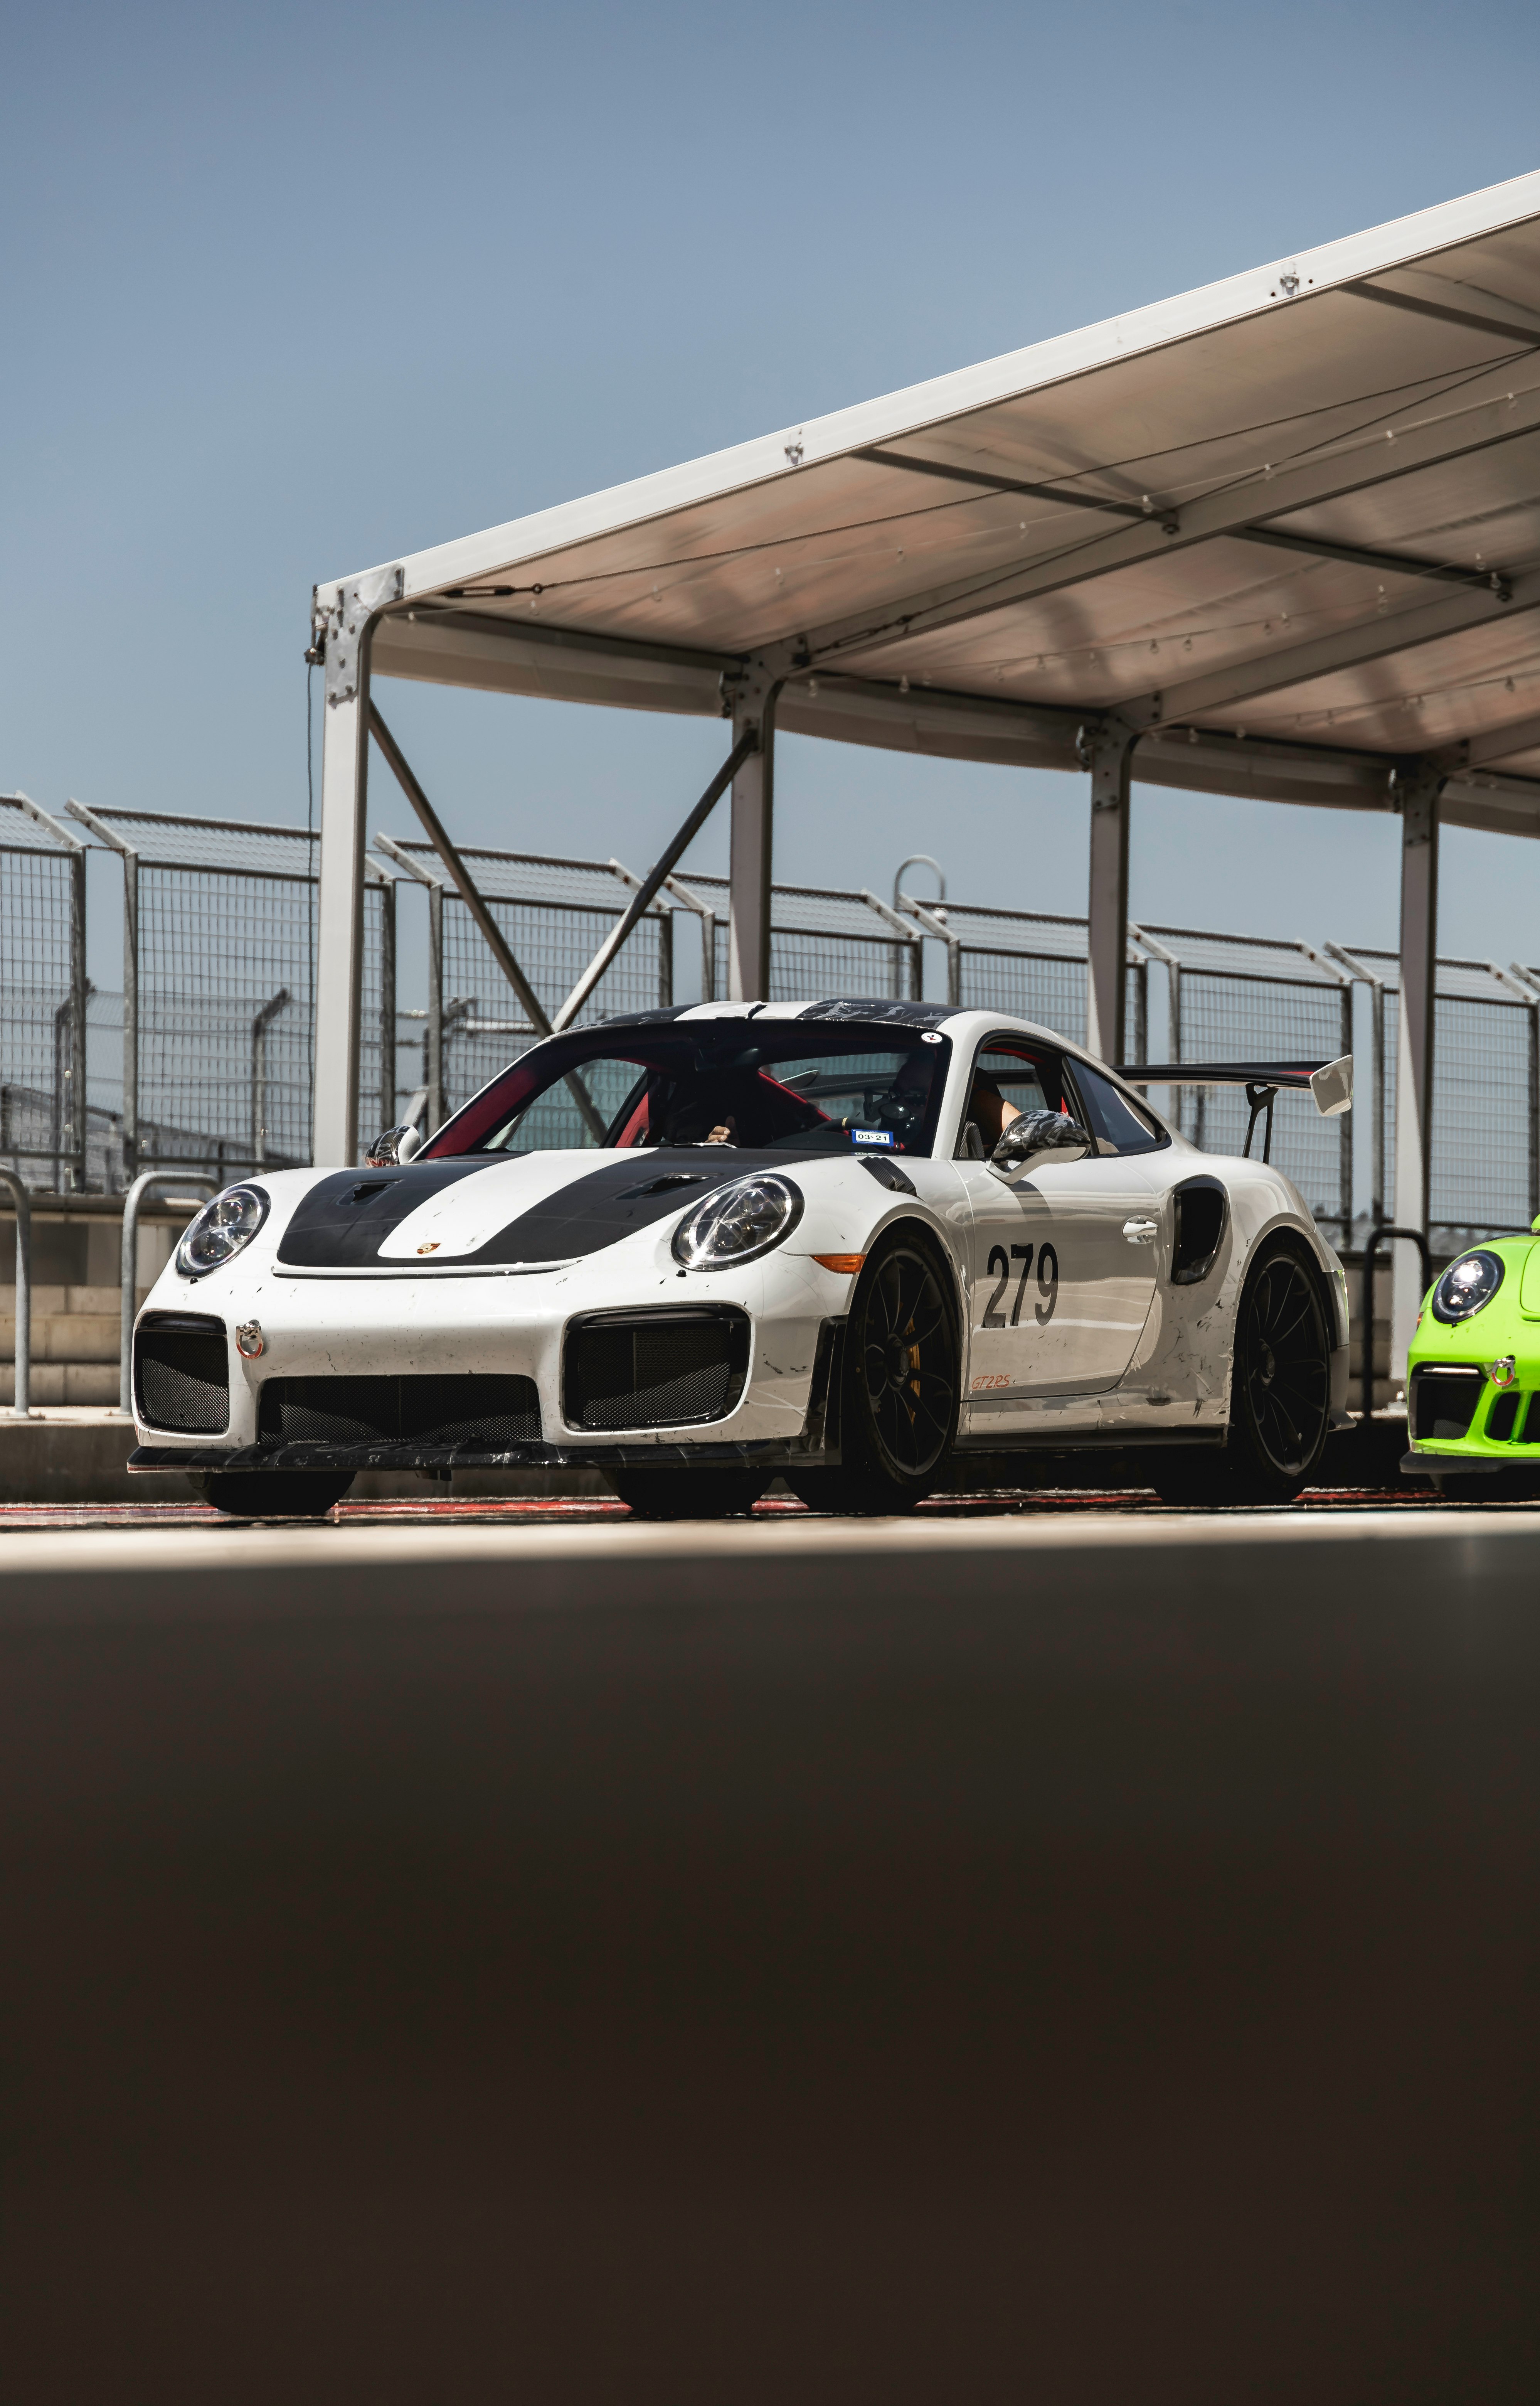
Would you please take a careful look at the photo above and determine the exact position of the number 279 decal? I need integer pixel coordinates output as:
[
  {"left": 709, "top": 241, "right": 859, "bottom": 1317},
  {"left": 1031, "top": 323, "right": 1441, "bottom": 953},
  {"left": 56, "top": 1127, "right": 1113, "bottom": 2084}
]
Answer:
[{"left": 980, "top": 1241, "right": 1058, "bottom": 1329}]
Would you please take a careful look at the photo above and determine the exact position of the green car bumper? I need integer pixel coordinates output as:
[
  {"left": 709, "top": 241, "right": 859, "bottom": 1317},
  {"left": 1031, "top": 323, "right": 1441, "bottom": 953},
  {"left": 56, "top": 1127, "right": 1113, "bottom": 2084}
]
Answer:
[{"left": 1405, "top": 1230, "right": 1540, "bottom": 1478}]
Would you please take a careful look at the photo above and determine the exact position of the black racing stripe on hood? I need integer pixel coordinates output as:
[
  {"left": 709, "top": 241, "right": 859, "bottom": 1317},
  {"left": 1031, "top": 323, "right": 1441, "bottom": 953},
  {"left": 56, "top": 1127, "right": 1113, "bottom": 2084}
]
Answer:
[
  {"left": 276, "top": 1160, "right": 498, "bottom": 1267},
  {"left": 462, "top": 1151, "right": 789, "bottom": 1264},
  {"left": 275, "top": 1151, "right": 790, "bottom": 1269}
]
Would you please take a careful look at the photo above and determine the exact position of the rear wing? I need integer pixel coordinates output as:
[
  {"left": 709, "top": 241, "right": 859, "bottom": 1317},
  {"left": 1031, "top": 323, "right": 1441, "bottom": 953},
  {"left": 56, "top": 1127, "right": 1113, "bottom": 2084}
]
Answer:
[{"left": 1116, "top": 1055, "right": 1352, "bottom": 1161}]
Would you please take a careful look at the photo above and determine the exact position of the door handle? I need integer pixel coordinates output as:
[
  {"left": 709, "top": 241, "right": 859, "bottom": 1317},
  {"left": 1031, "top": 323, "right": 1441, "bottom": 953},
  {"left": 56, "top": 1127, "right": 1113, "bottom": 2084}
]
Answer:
[{"left": 1123, "top": 1217, "right": 1159, "bottom": 1244}]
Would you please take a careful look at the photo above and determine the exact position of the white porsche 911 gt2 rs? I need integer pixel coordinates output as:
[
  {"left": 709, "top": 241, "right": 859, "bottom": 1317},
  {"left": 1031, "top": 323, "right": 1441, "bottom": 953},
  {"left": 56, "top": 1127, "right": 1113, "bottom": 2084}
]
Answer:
[{"left": 129, "top": 998, "right": 1352, "bottom": 1516}]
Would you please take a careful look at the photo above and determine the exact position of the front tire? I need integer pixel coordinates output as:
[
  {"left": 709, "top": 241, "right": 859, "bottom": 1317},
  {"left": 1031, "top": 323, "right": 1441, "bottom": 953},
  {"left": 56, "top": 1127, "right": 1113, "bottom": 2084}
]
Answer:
[
  {"left": 607, "top": 1469, "right": 766, "bottom": 1520},
  {"left": 188, "top": 1472, "right": 354, "bottom": 1518},
  {"left": 789, "top": 1234, "right": 959, "bottom": 1515},
  {"left": 1150, "top": 1238, "right": 1331, "bottom": 1507}
]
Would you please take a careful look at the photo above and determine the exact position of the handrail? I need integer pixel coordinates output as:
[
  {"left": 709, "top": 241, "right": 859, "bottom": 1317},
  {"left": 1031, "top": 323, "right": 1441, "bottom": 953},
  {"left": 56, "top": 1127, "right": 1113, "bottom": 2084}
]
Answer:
[
  {"left": 0, "top": 1170, "right": 32, "bottom": 1416},
  {"left": 1360, "top": 1224, "right": 1434, "bottom": 1424},
  {"left": 120, "top": 1174, "right": 215, "bottom": 1415}
]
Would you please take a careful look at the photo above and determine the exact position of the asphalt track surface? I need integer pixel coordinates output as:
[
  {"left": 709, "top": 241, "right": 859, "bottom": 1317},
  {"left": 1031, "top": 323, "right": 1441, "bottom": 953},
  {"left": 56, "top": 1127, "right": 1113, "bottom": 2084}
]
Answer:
[{"left": 6, "top": 1505, "right": 1539, "bottom": 2399}]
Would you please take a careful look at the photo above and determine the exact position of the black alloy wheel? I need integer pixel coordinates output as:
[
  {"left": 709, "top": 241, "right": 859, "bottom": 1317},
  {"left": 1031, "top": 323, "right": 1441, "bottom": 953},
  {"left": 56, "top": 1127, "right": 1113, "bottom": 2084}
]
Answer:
[
  {"left": 1235, "top": 1246, "right": 1331, "bottom": 1489},
  {"left": 189, "top": 1472, "right": 355, "bottom": 1518},
  {"left": 1150, "top": 1239, "right": 1330, "bottom": 1507},
  {"left": 607, "top": 1469, "right": 766, "bottom": 1520},
  {"left": 791, "top": 1235, "right": 959, "bottom": 1515}
]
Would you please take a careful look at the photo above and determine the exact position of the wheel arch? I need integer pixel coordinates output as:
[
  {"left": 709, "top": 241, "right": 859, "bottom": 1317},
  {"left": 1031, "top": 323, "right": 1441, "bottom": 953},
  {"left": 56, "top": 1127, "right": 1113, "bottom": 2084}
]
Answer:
[{"left": 858, "top": 1209, "right": 968, "bottom": 1347}]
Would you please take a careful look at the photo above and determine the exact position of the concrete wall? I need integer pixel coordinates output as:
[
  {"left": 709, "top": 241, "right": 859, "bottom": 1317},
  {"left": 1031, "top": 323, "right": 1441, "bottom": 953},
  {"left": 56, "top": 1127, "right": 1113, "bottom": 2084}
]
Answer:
[{"left": 0, "top": 1204, "right": 178, "bottom": 1405}]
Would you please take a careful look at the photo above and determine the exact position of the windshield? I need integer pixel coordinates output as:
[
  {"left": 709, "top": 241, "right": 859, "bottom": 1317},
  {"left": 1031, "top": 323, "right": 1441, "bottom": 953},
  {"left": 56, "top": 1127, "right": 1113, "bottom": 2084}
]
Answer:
[{"left": 422, "top": 1023, "right": 954, "bottom": 1160}]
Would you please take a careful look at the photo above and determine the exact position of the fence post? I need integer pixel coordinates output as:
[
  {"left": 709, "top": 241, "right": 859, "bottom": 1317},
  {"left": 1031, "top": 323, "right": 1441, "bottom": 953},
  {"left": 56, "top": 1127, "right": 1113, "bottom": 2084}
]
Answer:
[
  {"left": 119, "top": 1173, "right": 215, "bottom": 1415},
  {"left": 897, "top": 896, "right": 960, "bottom": 1008},
  {"left": 1325, "top": 942, "right": 1387, "bottom": 1230},
  {"left": 14, "top": 796, "right": 88, "bottom": 1192},
  {"left": 1515, "top": 969, "right": 1540, "bottom": 1228},
  {"left": 1391, "top": 768, "right": 1442, "bottom": 1379},
  {"left": 1128, "top": 954, "right": 1148, "bottom": 1067},
  {"left": 251, "top": 989, "right": 291, "bottom": 1168},
  {"left": 379, "top": 870, "right": 397, "bottom": 1136},
  {"left": 67, "top": 800, "right": 139, "bottom": 1184},
  {"left": 0, "top": 1169, "right": 31, "bottom": 1416},
  {"left": 370, "top": 833, "right": 446, "bottom": 1131},
  {"left": 69, "top": 845, "right": 88, "bottom": 1189},
  {"left": 1128, "top": 925, "right": 1180, "bottom": 1123},
  {"left": 858, "top": 890, "right": 926, "bottom": 1001},
  {"left": 1295, "top": 939, "right": 1356, "bottom": 1243},
  {"left": 663, "top": 874, "right": 717, "bottom": 1003},
  {"left": 428, "top": 893, "right": 445, "bottom": 1132}
]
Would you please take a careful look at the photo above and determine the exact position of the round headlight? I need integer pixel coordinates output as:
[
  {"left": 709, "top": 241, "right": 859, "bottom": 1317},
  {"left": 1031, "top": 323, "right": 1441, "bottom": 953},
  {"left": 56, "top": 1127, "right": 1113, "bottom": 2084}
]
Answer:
[
  {"left": 176, "top": 1184, "right": 270, "bottom": 1278},
  {"left": 672, "top": 1173, "right": 803, "bottom": 1270},
  {"left": 1430, "top": 1247, "right": 1505, "bottom": 1323}
]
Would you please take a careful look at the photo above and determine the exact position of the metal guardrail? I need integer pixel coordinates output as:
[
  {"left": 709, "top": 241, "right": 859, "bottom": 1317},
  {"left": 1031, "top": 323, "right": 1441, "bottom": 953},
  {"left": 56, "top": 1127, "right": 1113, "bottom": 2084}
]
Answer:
[
  {"left": 1360, "top": 1225, "right": 1434, "bottom": 1425},
  {"left": 118, "top": 1173, "right": 215, "bottom": 1416}
]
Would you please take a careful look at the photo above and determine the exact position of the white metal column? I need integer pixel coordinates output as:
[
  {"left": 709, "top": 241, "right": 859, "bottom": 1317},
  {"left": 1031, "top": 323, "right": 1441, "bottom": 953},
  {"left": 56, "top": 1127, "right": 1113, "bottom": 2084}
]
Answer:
[
  {"left": 727, "top": 666, "right": 777, "bottom": 1002},
  {"left": 1392, "top": 768, "right": 1441, "bottom": 1379},
  {"left": 1082, "top": 720, "right": 1138, "bottom": 1064},
  {"left": 311, "top": 568, "right": 400, "bottom": 1166}
]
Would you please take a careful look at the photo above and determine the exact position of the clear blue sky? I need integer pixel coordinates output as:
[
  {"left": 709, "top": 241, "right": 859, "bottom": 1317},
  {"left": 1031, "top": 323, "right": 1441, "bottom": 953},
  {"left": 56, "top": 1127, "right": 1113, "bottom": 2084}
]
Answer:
[{"left": 5, "top": 0, "right": 1540, "bottom": 996}]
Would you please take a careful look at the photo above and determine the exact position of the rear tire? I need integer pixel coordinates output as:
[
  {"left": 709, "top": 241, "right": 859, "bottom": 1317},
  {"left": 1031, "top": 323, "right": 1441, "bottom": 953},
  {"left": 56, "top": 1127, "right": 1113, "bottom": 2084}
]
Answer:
[
  {"left": 1150, "top": 1238, "right": 1331, "bottom": 1507},
  {"left": 608, "top": 1469, "right": 766, "bottom": 1520},
  {"left": 188, "top": 1472, "right": 354, "bottom": 1518},
  {"left": 790, "top": 1233, "right": 959, "bottom": 1516}
]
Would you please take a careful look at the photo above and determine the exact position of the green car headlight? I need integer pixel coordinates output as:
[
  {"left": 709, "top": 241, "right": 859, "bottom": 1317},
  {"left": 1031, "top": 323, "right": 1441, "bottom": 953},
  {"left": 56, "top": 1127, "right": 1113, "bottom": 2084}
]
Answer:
[{"left": 1430, "top": 1248, "right": 1505, "bottom": 1324}]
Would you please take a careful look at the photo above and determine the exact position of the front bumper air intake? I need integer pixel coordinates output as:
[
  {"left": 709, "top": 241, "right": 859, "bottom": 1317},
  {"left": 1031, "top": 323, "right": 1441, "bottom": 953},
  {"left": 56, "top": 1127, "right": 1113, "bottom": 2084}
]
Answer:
[
  {"left": 135, "top": 1311, "right": 230, "bottom": 1434},
  {"left": 563, "top": 1307, "right": 751, "bottom": 1431}
]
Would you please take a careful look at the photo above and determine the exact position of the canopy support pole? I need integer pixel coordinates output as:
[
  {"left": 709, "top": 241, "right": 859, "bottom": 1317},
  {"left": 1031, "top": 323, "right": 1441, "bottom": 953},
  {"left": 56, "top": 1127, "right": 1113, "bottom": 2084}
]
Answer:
[
  {"left": 727, "top": 666, "right": 780, "bottom": 1000},
  {"left": 1082, "top": 719, "right": 1139, "bottom": 1064},
  {"left": 311, "top": 568, "right": 401, "bottom": 1168},
  {"left": 1391, "top": 765, "right": 1442, "bottom": 1383}
]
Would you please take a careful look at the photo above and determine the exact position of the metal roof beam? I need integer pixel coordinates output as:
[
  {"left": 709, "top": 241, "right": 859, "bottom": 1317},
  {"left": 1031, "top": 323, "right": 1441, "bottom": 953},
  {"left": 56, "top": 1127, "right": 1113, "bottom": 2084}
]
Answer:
[
  {"left": 1235, "top": 524, "right": 1509, "bottom": 597},
  {"left": 1343, "top": 279, "right": 1540, "bottom": 349},
  {"left": 399, "top": 603, "right": 742, "bottom": 677},
  {"left": 1133, "top": 569, "right": 1540, "bottom": 726},
  {"left": 1442, "top": 707, "right": 1540, "bottom": 768},
  {"left": 853, "top": 447, "right": 1152, "bottom": 522},
  {"left": 801, "top": 385, "right": 1540, "bottom": 666}
]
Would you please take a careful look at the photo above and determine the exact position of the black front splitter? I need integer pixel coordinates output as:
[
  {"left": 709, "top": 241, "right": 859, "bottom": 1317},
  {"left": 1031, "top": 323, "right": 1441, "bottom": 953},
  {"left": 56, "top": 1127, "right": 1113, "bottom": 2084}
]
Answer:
[{"left": 130, "top": 1438, "right": 836, "bottom": 1476}]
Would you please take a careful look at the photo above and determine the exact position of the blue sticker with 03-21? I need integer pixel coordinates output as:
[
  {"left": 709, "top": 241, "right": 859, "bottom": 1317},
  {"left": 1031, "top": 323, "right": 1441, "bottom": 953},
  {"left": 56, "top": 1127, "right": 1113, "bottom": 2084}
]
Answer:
[{"left": 853, "top": 1129, "right": 895, "bottom": 1147}]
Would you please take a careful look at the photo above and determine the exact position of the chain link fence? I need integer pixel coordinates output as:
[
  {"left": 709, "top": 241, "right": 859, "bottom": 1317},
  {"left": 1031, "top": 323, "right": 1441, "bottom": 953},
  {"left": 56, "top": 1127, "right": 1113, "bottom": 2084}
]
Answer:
[
  {"left": 685, "top": 876, "right": 923, "bottom": 1009},
  {"left": 1128, "top": 925, "right": 1355, "bottom": 1242},
  {"left": 897, "top": 895, "right": 1148, "bottom": 1060},
  {"left": 64, "top": 805, "right": 394, "bottom": 1181},
  {"left": 0, "top": 795, "right": 89, "bottom": 1191},
  {"left": 6, "top": 798, "right": 1540, "bottom": 1253},
  {"left": 380, "top": 844, "right": 676, "bottom": 1122},
  {"left": 1332, "top": 947, "right": 1539, "bottom": 1243}
]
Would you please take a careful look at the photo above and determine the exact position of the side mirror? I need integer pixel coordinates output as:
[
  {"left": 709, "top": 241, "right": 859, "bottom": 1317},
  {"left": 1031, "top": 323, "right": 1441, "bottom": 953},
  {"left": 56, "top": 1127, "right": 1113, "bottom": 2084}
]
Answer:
[
  {"left": 367, "top": 1123, "right": 422, "bottom": 1168},
  {"left": 990, "top": 1109, "right": 1091, "bottom": 1179}
]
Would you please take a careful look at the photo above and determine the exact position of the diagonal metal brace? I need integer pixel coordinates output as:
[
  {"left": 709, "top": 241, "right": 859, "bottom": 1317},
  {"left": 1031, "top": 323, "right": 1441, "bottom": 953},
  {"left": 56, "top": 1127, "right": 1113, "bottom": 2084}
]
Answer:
[
  {"left": 552, "top": 727, "right": 757, "bottom": 1033},
  {"left": 367, "top": 703, "right": 606, "bottom": 1142}
]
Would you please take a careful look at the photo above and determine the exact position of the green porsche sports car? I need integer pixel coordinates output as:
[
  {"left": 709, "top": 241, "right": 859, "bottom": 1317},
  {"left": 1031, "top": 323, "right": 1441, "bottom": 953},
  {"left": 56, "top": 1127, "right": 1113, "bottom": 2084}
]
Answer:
[{"left": 1405, "top": 1227, "right": 1540, "bottom": 1491}]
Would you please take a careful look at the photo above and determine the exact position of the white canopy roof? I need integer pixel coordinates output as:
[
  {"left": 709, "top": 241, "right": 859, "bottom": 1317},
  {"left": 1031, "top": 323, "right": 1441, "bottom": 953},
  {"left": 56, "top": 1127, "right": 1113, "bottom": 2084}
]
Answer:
[{"left": 323, "top": 170, "right": 1540, "bottom": 836}]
